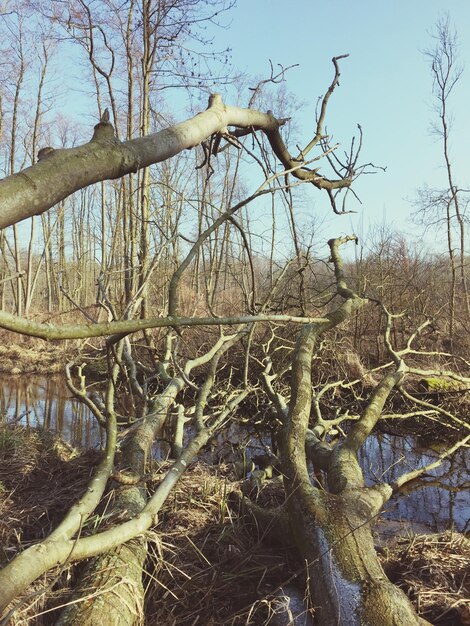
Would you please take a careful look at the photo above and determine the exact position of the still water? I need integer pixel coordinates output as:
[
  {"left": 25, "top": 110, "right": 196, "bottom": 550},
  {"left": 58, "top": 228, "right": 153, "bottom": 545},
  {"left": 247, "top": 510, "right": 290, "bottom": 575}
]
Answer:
[
  {"left": 0, "top": 376, "right": 100, "bottom": 448},
  {"left": 1, "top": 376, "right": 468, "bottom": 532},
  {"left": 359, "top": 433, "right": 469, "bottom": 533}
]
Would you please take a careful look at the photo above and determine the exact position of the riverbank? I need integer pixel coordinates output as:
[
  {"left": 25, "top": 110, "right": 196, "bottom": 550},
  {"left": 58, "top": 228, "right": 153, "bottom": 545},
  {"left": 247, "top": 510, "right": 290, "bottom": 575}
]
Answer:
[
  {"left": 1, "top": 426, "right": 468, "bottom": 625},
  {"left": 0, "top": 329, "right": 80, "bottom": 375}
]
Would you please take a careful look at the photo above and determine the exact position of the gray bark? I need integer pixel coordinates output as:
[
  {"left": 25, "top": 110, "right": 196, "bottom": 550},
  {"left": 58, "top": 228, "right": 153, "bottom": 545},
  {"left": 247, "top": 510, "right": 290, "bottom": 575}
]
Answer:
[
  {"left": 260, "top": 239, "right": 431, "bottom": 625},
  {"left": 0, "top": 95, "right": 348, "bottom": 230}
]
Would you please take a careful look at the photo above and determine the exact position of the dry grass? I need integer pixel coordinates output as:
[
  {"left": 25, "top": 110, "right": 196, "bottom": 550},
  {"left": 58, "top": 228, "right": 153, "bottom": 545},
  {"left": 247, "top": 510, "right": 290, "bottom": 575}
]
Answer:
[
  {"left": 0, "top": 330, "right": 77, "bottom": 374},
  {"left": 0, "top": 427, "right": 100, "bottom": 557},
  {"left": 382, "top": 532, "right": 470, "bottom": 626},
  {"left": 0, "top": 426, "right": 101, "bottom": 624},
  {"left": 1, "top": 426, "right": 469, "bottom": 625},
  {"left": 144, "top": 462, "right": 300, "bottom": 625},
  {"left": 0, "top": 430, "right": 301, "bottom": 625}
]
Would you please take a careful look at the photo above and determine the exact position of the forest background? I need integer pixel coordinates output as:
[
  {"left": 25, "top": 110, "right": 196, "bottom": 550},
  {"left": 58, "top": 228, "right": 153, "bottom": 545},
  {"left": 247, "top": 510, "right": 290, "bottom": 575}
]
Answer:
[
  {"left": 1, "top": 0, "right": 470, "bottom": 319},
  {"left": 0, "top": 0, "right": 469, "bottom": 625}
]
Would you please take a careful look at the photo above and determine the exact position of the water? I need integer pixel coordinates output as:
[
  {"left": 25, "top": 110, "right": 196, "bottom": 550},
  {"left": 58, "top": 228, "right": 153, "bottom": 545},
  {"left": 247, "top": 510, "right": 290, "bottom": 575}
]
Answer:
[
  {"left": 0, "top": 375, "right": 100, "bottom": 449},
  {"left": 1, "top": 376, "right": 468, "bottom": 531},
  {"left": 359, "top": 432, "right": 469, "bottom": 533},
  {"left": 211, "top": 423, "right": 469, "bottom": 532}
]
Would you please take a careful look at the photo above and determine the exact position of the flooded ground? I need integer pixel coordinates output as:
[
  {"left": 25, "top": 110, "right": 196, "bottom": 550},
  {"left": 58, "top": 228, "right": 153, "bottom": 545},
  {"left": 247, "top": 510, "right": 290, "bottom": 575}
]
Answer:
[
  {"left": 1, "top": 375, "right": 468, "bottom": 532},
  {"left": 359, "top": 433, "right": 469, "bottom": 533},
  {"left": 0, "top": 376, "right": 100, "bottom": 449}
]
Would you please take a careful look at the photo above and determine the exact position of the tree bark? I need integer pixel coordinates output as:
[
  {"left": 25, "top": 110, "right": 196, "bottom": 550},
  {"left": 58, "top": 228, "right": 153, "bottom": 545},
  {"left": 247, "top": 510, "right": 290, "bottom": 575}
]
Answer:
[
  {"left": 56, "top": 540, "right": 147, "bottom": 626},
  {"left": 286, "top": 486, "right": 430, "bottom": 625},
  {"left": 0, "top": 95, "right": 349, "bottom": 230},
  {"left": 261, "top": 238, "right": 431, "bottom": 625}
]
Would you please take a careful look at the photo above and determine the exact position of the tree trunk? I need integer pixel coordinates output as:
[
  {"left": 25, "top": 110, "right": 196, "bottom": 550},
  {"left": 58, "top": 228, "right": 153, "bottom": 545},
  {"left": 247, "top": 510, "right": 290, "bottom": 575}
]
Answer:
[
  {"left": 55, "top": 376, "right": 184, "bottom": 625},
  {"left": 266, "top": 238, "right": 431, "bottom": 625},
  {"left": 286, "top": 486, "right": 430, "bottom": 625},
  {"left": 56, "top": 540, "right": 147, "bottom": 626}
]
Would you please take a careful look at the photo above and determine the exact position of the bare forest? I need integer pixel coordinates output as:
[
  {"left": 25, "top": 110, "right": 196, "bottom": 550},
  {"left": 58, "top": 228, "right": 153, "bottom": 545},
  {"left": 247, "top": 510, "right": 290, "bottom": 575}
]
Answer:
[{"left": 0, "top": 2, "right": 468, "bottom": 625}]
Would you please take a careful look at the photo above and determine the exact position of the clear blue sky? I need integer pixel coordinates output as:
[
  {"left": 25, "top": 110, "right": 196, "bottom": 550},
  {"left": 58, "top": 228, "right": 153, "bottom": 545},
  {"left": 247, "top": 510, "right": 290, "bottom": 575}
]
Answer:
[
  {"left": 205, "top": 0, "right": 470, "bottom": 252},
  {"left": 53, "top": 1, "right": 470, "bottom": 255}
]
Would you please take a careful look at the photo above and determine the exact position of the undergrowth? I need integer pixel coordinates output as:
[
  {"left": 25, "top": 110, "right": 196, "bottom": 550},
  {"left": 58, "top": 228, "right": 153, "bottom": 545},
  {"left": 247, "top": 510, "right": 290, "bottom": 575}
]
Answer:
[{"left": 0, "top": 426, "right": 468, "bottom": 625}]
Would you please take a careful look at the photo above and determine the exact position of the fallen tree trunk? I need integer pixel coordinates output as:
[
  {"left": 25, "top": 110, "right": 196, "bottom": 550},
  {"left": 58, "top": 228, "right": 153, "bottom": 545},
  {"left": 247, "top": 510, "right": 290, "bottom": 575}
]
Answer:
[
  {"left": 55, "top": 373, "right": 184, "bottom": 625},
  {"left": 284, "top": 481, "right": 430, "bottom": 625},
  {"left": 55, "top": 540, "right": 148, "bottom": 626},
  {"left": 256, "top": 238, "right": 432, "bottom": 625}
]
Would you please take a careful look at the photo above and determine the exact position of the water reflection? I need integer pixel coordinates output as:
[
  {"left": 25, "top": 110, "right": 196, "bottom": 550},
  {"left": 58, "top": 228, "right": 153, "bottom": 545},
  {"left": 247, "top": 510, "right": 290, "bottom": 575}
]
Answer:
[
  {"left": 359, "top": 433, "right": 469, "bottom": 532},
  {"left": 204, "top": 423, "right": 469, "bottom": 531},
  {"left": 0, "top": 376, "right": 101, "bottom": 449},
  {"left": 1, "top": 377, "right": 468, "bottom": 531}
]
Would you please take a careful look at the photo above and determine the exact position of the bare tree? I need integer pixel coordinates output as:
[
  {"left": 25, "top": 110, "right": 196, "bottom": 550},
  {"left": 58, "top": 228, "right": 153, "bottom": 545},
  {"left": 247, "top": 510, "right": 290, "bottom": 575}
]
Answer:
[
  {"left": 415, "top": 16, "right": 469, "bottom": 346},
  {"left": 0, "top": 50, "right": 468, "bottom": 626}
]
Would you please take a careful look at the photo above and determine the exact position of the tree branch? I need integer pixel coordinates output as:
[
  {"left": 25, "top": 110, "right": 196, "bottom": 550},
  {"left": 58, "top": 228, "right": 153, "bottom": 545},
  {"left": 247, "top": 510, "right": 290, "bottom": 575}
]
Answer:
[
  {"left": 0, "top": 310, "right": 330, "bottom": 340},
  {"left": 0, "top": 94, "right": 350, "bottom": 229},
  {"left": 392, "top": 435, "right": 470, "bottom": 492}
]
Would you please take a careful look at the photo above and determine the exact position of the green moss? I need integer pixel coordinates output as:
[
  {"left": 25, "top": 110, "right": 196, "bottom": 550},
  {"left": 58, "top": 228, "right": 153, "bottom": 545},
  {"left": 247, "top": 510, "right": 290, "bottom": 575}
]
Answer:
[{"left": 420, "top": 377, "right": 462, "bottom": 392}]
